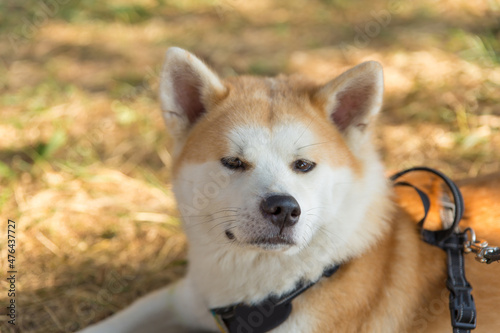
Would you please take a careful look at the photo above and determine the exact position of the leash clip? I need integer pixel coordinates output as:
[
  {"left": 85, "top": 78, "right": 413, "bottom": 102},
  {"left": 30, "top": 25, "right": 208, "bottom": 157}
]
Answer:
[{"left": 463, "top": 228, "right": 500, "bottom": 264}]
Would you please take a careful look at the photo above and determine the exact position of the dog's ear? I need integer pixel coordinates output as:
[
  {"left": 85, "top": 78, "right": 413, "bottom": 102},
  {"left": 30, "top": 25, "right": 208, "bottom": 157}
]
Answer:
[
  {"left": 159, "top": 47, "right": 227, "bottom": 141},
  {"left": 313, "top": 61, "right": 383, "bottom": 141}
]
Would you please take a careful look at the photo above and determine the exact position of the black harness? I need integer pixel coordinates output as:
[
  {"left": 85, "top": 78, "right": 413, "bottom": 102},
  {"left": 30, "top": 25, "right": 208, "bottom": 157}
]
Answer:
[
  {"left": 210, "top": 167, "right": 497, "bottom": 333},
  {"left": 211, "top": 265, "right": 340, "bottom": 333}
]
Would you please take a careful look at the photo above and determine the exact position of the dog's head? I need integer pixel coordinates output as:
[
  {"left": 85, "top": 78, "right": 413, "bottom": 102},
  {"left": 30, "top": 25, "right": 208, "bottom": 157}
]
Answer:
[{"left": 160, "top": 48, "right": 389, "bottom": 260}]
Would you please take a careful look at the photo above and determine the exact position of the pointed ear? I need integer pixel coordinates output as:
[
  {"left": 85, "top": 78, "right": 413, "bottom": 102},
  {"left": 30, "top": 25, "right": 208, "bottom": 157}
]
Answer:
[
  {"left": 313, "top": 61, "right": 384, "bottom": 136},
  {"left": 159, "top": 47, "right": 228, "bottom": 141}
]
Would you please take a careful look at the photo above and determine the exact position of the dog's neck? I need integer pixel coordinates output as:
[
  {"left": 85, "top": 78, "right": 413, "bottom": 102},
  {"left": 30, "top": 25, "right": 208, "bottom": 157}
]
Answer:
[{"left": 184, "top": 160, "right": 393, "bottom": 308}]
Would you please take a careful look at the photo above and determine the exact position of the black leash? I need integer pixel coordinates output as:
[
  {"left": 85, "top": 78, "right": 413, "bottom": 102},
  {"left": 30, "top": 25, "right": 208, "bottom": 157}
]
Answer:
[
  {"left": 390, "top": 166, "right": 476, "bottom": 333},
  {"left": 210, "top": 265, "right": 340, "bottom": 333}
]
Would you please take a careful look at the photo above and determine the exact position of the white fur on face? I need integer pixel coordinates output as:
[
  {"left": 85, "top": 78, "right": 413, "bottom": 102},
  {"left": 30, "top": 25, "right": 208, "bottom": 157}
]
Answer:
[
  {"left": 172, "top": 119, "right": 390, "bottom": 307},
  {"left": 174, "top": 121, "right": 356, "bottom": 254}
]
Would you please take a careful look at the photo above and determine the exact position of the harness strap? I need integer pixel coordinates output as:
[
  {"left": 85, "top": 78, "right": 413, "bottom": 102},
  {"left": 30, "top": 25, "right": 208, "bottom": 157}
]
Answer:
[
  {"left": 392, "top": 180, "right": 430, "bottom": 227},
  {"left": 390, "top": 166, "right": 465, "bottom": 244},
  {"left": 444, "top": 234, "right": 476, "bottom": 332},
  {"left": 391, "top": 166, "right": 476, "bottom": 333},
  {"left": 210, "top": 265, "right": 340, "bottom": 333}
]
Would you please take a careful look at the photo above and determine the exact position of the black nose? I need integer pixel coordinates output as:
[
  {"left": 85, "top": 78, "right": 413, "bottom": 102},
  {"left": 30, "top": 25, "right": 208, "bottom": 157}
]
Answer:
[{"left": 260, "top": 195, "right": 301, "bottom": 229}]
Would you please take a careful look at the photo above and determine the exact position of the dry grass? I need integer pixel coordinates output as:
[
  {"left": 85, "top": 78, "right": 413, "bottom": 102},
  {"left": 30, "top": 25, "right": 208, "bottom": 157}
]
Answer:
[{"left": 0, "top": 0, "right": 499, "bottom": 331}]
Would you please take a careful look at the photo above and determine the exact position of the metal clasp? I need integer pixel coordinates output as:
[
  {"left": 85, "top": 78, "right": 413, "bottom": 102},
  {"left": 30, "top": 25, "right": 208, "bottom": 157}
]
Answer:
[{"left": 463, "top": 227, "right": 496, "bottom": 263}]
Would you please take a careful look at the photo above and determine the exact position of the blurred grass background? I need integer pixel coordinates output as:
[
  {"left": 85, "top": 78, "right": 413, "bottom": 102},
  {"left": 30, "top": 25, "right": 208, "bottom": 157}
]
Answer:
[{"left": 0, "top": 0, "right": 499, "bottom": 331}]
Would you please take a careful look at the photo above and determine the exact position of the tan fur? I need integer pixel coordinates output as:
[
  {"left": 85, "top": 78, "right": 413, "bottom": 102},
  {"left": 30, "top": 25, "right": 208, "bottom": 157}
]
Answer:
[{"left": 173, "top": 75, "right": 360, "bottom": 176}]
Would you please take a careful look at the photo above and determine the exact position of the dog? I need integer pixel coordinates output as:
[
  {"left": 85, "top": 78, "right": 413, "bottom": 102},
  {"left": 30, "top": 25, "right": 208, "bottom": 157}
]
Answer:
[{"left": 79, "top": 47, "right": 500, "bottom": 333}]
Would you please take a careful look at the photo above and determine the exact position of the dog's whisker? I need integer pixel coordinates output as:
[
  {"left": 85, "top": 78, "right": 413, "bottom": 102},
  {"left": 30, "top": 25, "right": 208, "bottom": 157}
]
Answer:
[
  {"left": 185, "top": 218, "right": 234, "bottom": 232},
  {"left": 317, "top": 225, "right": 345, "bottom": 245},
  {"left": 207, "top": 219, "right": 237, "bottom": 233},
  {"left": 296, "top": 140, "right": 336, "bottom": 151},
  {"left": 305, "top": 206, "right": 327, "bottom": 213},
  {"left": 184, "top": 217, "right": 236, "bottom": 230},
  {"left": 202, "top": 213, "right": 239, "bottom": 223},
  {"left": 293, "top": 118, "right": 314, "bottom": 146},
  {"left": 183, "top": 208, "right": 239, "bottom": 219}
]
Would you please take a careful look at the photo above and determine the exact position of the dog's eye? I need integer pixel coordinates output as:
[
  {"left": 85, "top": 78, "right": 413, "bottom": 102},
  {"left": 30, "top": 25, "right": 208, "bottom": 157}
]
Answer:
[
  {"left": 293, "top": 159, "right": 316, "bottom": 173},
  {"left": 221, "top": 157, "right": 246, "bottom": 170}
]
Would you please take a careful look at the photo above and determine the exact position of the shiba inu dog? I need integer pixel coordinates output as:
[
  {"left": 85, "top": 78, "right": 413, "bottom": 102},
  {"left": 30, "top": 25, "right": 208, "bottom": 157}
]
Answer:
[{"left": 79, "top": 47, "right": 500, "bottom": 333}]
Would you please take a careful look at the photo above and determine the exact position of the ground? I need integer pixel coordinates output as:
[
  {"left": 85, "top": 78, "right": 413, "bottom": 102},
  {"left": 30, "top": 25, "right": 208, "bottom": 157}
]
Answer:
[{"left": 0, "top": 0, "right": 499, "bottom": 332}]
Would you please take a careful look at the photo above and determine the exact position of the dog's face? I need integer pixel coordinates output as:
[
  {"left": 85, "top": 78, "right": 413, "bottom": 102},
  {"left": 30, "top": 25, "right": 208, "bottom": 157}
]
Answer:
[{"left": 160, "top": 48, "right": 385, "bottom": 256}]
